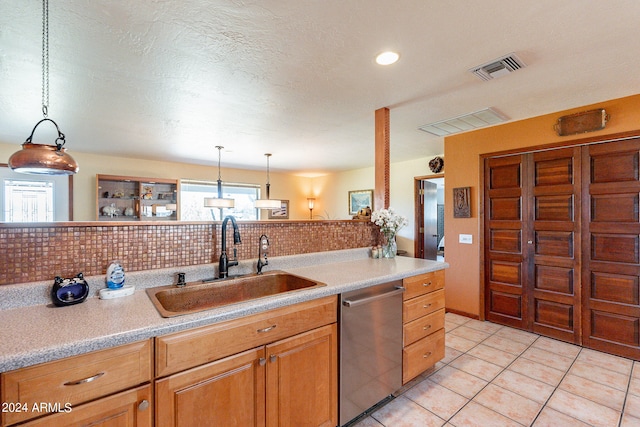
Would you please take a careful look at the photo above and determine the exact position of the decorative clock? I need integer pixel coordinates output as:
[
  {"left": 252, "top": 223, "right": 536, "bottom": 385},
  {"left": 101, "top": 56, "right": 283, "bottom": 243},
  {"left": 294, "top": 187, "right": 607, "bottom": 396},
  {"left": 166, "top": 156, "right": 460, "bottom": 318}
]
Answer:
[{"left": 429, "top": 156, "right": 444, "bottom": 173}]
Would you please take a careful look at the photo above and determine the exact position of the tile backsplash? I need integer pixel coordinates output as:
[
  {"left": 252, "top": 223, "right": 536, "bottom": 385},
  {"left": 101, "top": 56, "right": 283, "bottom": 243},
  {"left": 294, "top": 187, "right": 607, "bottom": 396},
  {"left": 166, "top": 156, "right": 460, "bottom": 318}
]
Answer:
[{"left": 0, "top": 220, "right": 379, "bottom": 285}]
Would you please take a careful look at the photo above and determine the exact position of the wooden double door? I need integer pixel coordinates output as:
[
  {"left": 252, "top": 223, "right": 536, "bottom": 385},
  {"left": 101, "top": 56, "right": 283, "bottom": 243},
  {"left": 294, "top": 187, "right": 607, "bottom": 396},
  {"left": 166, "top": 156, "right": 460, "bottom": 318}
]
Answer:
[{"left": 484, "top": 138, "right": 640, "bottom": 360}]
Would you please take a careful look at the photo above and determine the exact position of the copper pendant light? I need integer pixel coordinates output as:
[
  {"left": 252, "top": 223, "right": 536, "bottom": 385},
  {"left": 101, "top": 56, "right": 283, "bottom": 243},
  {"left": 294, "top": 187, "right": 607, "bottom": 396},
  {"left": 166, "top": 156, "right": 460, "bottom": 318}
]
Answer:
[{"left": 8, "top": 0, "right": 79, "bottom": 175}]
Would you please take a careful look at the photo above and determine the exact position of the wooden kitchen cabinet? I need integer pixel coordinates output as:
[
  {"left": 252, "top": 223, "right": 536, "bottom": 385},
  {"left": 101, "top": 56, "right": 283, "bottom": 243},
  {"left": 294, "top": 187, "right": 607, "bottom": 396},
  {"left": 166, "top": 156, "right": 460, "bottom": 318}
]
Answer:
[
  {"left": 402, "top": 270, "right": 445, "bottom": 384},
  {"left": 18, "top": 385, "right": 152, "bottom": 427},
  {"left": 155, "top": 296, "right": 338, "bottom": 427},
  {"left": 0, "top": 339, "right": 152, "bottom": 426}
]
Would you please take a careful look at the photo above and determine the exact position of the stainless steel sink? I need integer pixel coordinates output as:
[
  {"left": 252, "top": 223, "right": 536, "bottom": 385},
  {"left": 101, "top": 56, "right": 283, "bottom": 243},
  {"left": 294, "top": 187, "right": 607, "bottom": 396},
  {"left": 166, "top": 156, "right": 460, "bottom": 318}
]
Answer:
[{"left": 146, "top": 270, "right": 326, "bottom": 317}]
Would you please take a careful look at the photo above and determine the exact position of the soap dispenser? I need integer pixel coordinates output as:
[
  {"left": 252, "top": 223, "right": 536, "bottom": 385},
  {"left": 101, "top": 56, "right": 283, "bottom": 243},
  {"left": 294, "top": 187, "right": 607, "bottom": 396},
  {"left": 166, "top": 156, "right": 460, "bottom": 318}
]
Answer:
[{"left": 99, "top": 261, "right": 135, "bottom": 300}]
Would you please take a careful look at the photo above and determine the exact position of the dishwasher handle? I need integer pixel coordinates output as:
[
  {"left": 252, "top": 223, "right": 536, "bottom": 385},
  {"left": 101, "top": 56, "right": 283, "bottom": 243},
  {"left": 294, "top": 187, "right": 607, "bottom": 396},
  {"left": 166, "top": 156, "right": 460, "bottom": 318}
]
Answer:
[{"left": 342, "top": 286, "right": 405, "bottom": 308}]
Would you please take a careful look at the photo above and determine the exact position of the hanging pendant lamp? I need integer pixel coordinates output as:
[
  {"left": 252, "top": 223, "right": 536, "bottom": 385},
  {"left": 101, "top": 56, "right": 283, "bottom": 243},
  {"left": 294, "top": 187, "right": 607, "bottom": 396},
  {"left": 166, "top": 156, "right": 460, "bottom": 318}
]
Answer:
[
  {"left": 8, "top": 0, "right": 78, "bottom": 175},
  {"left": 204, "top": 146, "right": 235, "bottom": 208},
  {"left": 254, "top": 153, "right": 282, "bottom": 209}
]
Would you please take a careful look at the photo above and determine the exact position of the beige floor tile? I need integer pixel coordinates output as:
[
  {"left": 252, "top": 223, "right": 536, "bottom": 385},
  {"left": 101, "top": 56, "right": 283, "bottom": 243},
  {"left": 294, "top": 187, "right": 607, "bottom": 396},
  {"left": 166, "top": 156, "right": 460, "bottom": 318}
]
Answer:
[
  {"left": 531, "top": 336, "right": 581, "bottom": 359},
  {"left": 578, "top": 348, "right": 633, "bottom": 376},
  {"left": 621, "top": 412, "right": 640, "bottom": 427},
  {"left": 520, "top": 346, "right": 575, "bottom": 372},
  {"left": 508, "top": 358, "right": 565, "bottom": 386},
  {"left": 473, "top": 383, "right": 542, "bottom": 426},
  {"left": 444, "top": 312, "right": 471, "bottom": 325},
  {"left": 482, "top": 335, "right": 530, "bottom": 355},
  {"left": 492, "top": 369, "right": 555, "bottom": 404},
  {"left": 569, "top": 360, "right": 630, "bottom": 391},
  {"left": 466, "top": 343, "right": 518, "bottom": 368},
  {"left": 404, "top": 378, "right": 468, "bottom": 420},
  {"left": 559, "top": 373, "right": 626, "bottom": 411},
  {"left": 445, "top": 320, "right": 462, "bottom": 332},
  {"left": 428, "top": 366, "right": 488, "bottom": 399},
  {"left": 449, "top": 354, "right": 503, "bottom": 381},
  {"left": 371, "top": 396, "right": 445, "bottom": 427},
  {"left": 633, "top": 361, "right": 640, "bottom": 379},
  {"left": 445, "top": 333, "right": 477, "bottom": 353},
  {"left": 533, "top": 406, "right": 592, "bottom": 427},
  {"left": 547, "top": 389, "right": 621, "bottom": 427},
  {"left": 448, "top": 325, "right": 492, "bottom": 343},
  {"left": 449, "top": 401, "right": 522, "bottom": 427},
  {"left": 460, "top": 319, "right": 503, "bottom": 334},
  {"left": 629, "top": 376, "right": 640, "bottom": 397},
  {"left": 352, "top": 416, "right": 384, "bottom": 427},
  {"left": 441, "top": 346, "right": 464, "bottom": 365},
  {"left": 494, "top": 327, "right": 538, "bottom": 345},
  {"left": 624, "top": 393, "right": 640, "bottom": 419}
]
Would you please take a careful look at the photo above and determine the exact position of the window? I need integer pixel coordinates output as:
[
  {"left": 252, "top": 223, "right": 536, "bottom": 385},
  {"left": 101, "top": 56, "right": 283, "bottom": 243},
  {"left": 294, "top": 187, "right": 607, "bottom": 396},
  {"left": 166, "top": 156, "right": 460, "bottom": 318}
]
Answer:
[
  {"left": 0, "top": 165, "right": 70, "bottom": 222},
  {"left": 3, "top": 179, "right": 54, "bottom": 222},
  {"left": 180, "top": 180, "right": 260, "bottom": 221}
]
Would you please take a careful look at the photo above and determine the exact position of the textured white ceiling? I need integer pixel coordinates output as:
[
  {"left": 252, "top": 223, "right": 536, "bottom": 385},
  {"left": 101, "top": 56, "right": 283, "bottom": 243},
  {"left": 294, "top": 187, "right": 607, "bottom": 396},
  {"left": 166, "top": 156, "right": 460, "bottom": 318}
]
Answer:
[{"left": 2, "top": 1, "right": 640, "bottom": 173}]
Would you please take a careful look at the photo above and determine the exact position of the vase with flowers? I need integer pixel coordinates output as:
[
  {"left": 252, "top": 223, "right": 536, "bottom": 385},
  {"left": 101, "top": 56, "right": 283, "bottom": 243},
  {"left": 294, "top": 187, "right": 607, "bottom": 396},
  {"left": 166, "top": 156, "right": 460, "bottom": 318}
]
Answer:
[{"left": 371, "top": 207, "right": 408, "bottom": 258}]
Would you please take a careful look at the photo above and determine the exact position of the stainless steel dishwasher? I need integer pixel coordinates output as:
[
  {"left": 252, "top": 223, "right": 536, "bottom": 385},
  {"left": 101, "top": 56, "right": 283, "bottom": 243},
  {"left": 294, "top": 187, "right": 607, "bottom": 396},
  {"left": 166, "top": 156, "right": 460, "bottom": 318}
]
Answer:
[{"left": 339, "top": 280, "right": 405, "bottom": 426}]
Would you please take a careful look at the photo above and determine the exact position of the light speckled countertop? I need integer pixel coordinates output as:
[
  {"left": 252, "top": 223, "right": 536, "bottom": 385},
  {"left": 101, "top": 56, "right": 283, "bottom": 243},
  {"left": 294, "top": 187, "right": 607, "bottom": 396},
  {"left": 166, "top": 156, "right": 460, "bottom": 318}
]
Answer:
[{"left": 0, "top": 248, "right": 447, "bottom": 373}]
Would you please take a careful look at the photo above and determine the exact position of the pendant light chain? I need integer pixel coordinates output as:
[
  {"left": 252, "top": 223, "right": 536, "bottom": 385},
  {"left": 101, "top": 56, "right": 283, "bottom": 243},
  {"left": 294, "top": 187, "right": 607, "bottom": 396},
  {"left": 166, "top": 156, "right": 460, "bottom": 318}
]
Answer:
[
  {"left": 41, "top": 0, "right": 50, "bottom": 118},
  {"left": 216, "top": 145, "right": 223, "bottom": 181}
]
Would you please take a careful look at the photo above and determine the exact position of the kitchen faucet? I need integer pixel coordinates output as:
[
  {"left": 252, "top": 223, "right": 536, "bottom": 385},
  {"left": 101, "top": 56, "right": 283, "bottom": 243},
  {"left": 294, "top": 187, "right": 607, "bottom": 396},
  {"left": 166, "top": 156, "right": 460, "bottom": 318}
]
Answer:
[
  {"left": 218, "top": 215, "right": 241, "bottom": 279},
  {"left": 257, "top": 234, "right": 270, "bottom": 274}
]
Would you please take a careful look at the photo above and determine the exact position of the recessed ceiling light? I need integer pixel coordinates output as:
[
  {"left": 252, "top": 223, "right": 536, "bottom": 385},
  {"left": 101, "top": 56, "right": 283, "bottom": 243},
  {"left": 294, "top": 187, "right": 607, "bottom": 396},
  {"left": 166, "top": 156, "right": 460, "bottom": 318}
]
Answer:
[{"left": 376, "top": 51, "right": 399, "bottom": 65}]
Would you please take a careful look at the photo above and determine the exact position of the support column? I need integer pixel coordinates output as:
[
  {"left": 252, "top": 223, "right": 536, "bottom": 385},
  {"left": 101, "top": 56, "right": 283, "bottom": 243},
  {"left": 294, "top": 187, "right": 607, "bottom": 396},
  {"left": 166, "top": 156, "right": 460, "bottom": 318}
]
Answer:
[{"left": 375, "top": 107, "right": 390, "bottom": 210}]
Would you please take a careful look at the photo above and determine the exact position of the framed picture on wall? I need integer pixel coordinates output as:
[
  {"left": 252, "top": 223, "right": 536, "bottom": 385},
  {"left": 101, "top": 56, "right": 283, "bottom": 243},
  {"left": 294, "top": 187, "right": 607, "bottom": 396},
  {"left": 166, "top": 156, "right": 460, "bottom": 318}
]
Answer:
[
  {"left": 348, "top": 189, "right": 374, "bottom": 216},
  {"left": 268, "top": 200, "right": 289, "bottom": 219},
  {"left": 453, "top": 187, "right": 471, "bottom": 218}
]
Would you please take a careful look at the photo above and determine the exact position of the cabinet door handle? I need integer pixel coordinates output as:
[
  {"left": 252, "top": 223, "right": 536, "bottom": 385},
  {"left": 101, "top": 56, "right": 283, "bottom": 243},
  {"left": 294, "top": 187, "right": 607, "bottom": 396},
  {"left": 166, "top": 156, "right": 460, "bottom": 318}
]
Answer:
[
  {"left": 423, "top": 282, "right": 432, "bottom": 287},
  {"left": 423, "top": 352, "right": 433, "bottom": 359},
  {"left": 259, "top": 357, "right": 266, "bottom": 366},
  {"left": 138, "top": 400, "right": 150, "bottom": 411},
  {"left": 269, "top": 354, "right": 277, "bottom": 363},
  {"left": 423, "top": 324, "right": 432, "bottom": 331},
  {"left": 257, "top": 325, "right": 277, "bottom": 333},
  {"left": 423, "top": 304, "right": 432, "bottom": 309},
  {"left": 63, "top": 372, "right": 105, "bottom": 386}
]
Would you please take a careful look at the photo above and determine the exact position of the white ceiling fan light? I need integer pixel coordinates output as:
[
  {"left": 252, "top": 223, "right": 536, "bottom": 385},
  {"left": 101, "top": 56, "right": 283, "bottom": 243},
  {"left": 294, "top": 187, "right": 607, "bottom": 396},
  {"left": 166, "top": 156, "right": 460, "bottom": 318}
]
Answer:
[{"left": 375, "top": 51, "right": 400, "bottom": 65}]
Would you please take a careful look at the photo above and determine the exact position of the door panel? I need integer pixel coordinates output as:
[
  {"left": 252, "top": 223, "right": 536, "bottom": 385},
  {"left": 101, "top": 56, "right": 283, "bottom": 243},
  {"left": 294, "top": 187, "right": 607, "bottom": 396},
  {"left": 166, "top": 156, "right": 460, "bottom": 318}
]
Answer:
[
  {"left": 423, "top": 181, "right": 438, "bottom": 260},
  {"left": 582, "top": 138, "right": 640, "bottom": 359},
  {"left": 484, "top": 155, "right": 528, "bottom": 328},
  {"left": 530, "top": 148, "right": 581, "bottom": 342}
]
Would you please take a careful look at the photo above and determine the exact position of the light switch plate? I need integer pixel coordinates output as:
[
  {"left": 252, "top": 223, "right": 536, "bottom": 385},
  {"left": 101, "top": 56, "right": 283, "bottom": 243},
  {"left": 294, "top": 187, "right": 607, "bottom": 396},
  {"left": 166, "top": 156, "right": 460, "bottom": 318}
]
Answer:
[{"left": 459, "top": 234, "right": 473, "bottom": 244}]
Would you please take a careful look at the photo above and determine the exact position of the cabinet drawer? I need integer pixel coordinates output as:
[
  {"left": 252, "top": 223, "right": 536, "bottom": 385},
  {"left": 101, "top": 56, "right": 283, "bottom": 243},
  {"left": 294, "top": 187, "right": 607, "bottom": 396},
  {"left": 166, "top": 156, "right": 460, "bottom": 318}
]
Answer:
[
  {"left": 19, "top": 384, "right": 152, "bottom": 427},
  {"left": 1, "top": 340, "right": 152, "bottom": 426},
  {"left": 403, "top": 328, "right": 445, "bottom": 385},
  {"left": 403, "top": 270, "right": 445, "bottom": 300},
  {"left": 403, "top": 289, "right": 445, "bottom": 323},
  {"left": 156, "top": 295, "right": 337, "bottom": 377},
  {"left": 403, "top": 308, "right": 445, "bottom": 346}
]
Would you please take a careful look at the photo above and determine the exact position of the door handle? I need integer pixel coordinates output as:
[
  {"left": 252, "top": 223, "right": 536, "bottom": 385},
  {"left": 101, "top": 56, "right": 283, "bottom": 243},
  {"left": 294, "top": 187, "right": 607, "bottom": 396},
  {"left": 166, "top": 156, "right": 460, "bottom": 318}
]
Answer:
[{"left": 342, "top": 286, "right": 405, "bottom": 307}]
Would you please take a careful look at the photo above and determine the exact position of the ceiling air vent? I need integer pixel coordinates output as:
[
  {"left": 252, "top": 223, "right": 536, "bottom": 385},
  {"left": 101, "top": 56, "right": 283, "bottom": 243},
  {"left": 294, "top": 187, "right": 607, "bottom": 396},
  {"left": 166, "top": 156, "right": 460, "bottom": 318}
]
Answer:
[
  {"left": 470, "top": 53, "right": 526, "bottom": 81},
  {"left": 418, "top": 107, "right": 509, "bottom": 137}
]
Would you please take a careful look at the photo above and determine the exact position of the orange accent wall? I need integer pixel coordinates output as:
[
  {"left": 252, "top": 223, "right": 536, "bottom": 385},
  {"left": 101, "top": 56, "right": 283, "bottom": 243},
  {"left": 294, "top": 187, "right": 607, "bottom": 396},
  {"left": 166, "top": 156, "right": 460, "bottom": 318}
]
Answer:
[{"left": 443, "top": 93, "right": 640, "bottom": 318}]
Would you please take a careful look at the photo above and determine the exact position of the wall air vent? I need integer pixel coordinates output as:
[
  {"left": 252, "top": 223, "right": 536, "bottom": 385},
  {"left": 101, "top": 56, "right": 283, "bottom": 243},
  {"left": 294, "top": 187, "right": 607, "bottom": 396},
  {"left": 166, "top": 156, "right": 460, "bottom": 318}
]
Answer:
[
  {"left": 418, "top": 107, "right": 509, "bottom": 137},
  {"left": 470, "top": 53, "right": 526, "bottom": 81}
]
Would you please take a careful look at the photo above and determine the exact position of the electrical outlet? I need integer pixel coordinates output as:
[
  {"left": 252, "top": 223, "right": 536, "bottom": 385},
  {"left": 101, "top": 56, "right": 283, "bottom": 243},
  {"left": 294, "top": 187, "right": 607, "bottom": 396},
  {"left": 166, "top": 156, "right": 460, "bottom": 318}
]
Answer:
[{"left": 459, "top": 234, "right": 473, "bottom": 244}]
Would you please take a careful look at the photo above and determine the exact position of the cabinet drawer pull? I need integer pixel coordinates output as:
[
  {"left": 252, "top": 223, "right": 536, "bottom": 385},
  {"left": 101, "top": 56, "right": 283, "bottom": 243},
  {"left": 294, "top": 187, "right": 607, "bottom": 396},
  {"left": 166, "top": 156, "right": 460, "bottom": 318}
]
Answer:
[
  {"left": 423, "top": 282, "right": 432, "bottom": 287},
  {"left": 257, "top": 325, "right": 277, "bottom": 333},
  {"left": 423, "top": 324, "right": 432, "bottom": 331},
  {"left": 423, "top": 304, "right": 432, "bottom": 309},
  {"left": 423, "top": 352, "right": 433, "bottom": 359},
  {"left": 63, "top": 372, "right": 105, "bottom": 386},
  {"left": 138, "top": 400, "right": 150, "bottom": 411}
]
